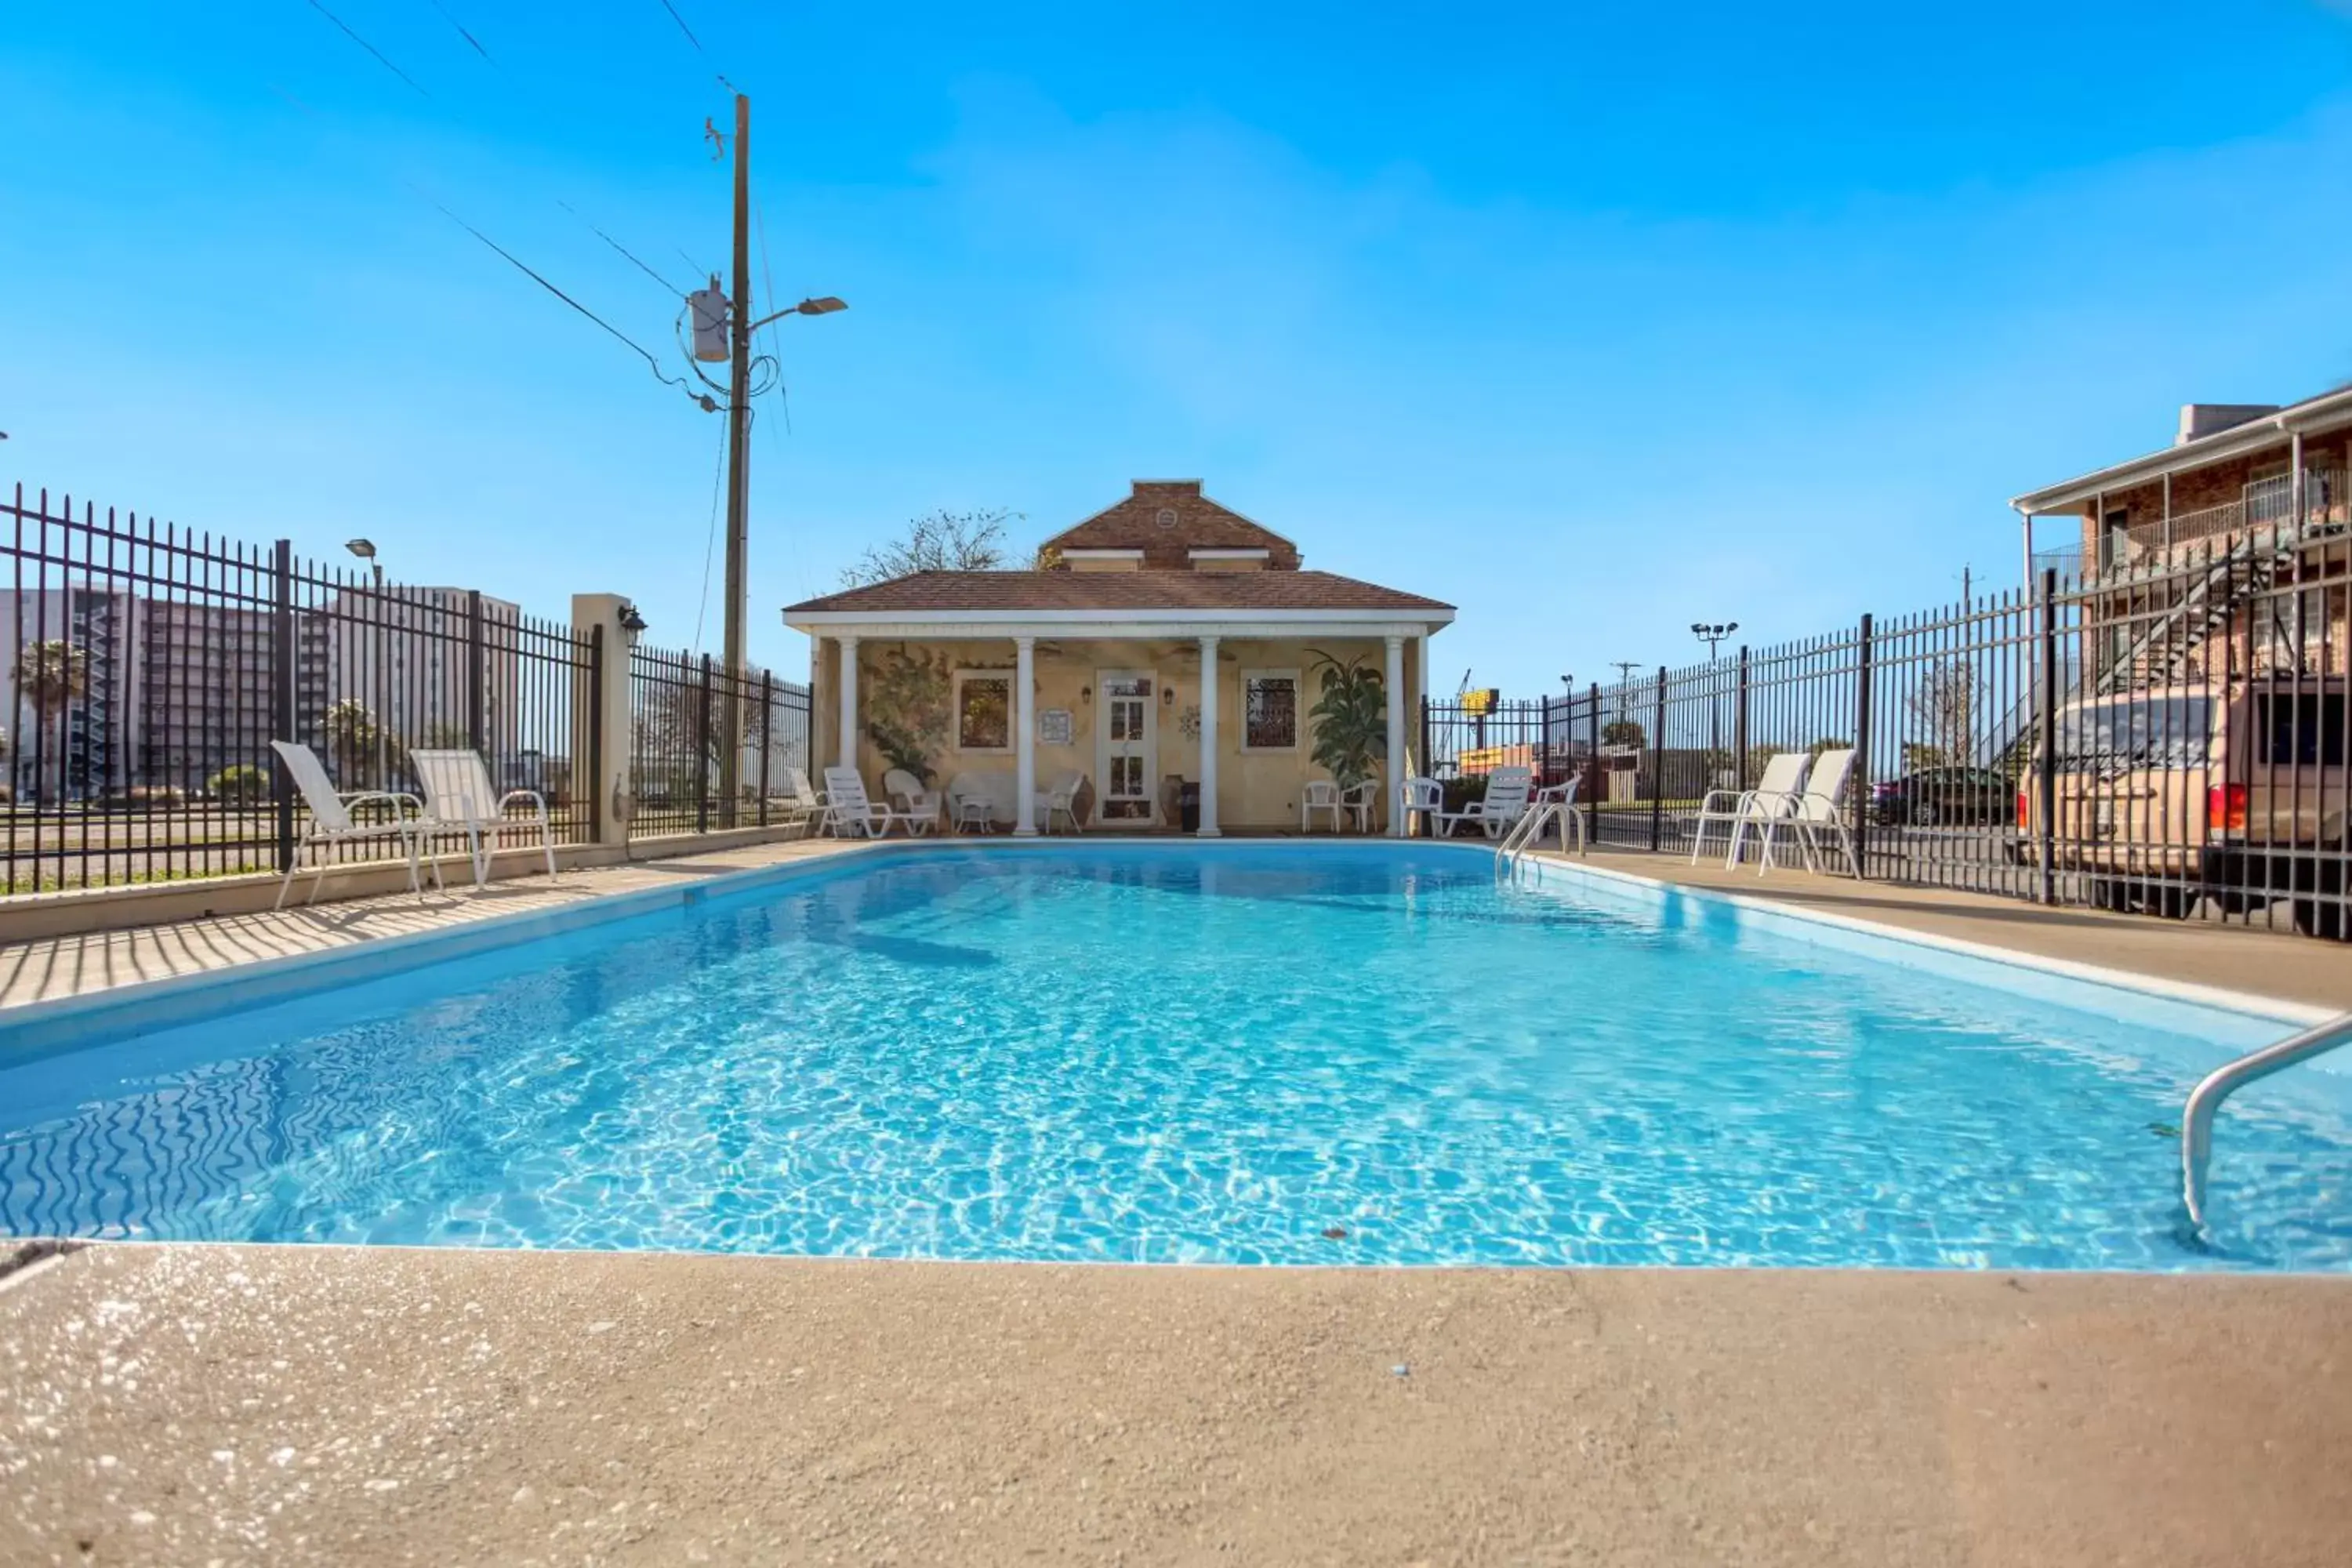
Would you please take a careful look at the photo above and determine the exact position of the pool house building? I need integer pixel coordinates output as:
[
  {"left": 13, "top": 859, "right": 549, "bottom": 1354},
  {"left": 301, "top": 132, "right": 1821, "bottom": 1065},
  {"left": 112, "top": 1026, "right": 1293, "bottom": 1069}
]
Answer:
[{"left": 784, "top": 481, "right": 1455, "bottom": 834}]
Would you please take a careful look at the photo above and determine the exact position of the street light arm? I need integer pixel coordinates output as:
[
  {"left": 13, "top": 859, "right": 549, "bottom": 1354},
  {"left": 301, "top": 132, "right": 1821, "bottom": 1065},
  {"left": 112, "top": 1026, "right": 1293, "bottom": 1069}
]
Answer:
[{"left": 746, "top": 296, "right": 848, "bottom": 333}]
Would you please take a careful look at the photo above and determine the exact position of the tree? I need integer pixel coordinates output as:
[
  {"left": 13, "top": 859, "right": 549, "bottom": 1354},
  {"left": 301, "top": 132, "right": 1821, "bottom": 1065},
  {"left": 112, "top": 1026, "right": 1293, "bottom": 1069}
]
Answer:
[
  {"left": 840, "top": 508, "right": 1027, "bottom": 587},
  {"left": 1601, "top": 719, "right": 1646, "bottom": 749},
  {"left": 861, "top": 646, "right": 953, "bottom": 780},
  {"left": 1902, "top": 659, "right": 1975, "bottom": 772},
  {"left": 14, "top": 638, "right": 89, "bottom": 800},
  {"left": 208, "top": 763, "right": 269, "bottom": 803},
  {"left": 1305, "top": 651, "right": 1388, "bottom": 790},
  {"left": 322, "top": 699, "right": 383, "bottom": 787}
]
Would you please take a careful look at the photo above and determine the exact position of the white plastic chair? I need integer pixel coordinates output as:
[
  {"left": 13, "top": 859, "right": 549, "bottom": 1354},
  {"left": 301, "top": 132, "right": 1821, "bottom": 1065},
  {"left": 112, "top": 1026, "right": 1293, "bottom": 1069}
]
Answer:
[
  {"left": 1400, "top": 775, "right": 1479, "bottom": 839},
  {"left": 1341, "top": 779, "right": 1378, "bottom": 833},
  {"left": 408, "top": 748, "right": 558, "bottom": 890},
  {"left": 820, "top": 767, "right": 918, "bottom": 837},
  {"left": 1777, "top": 747, "right": 1860, "bottom": 877},
  {"left": 1036, "top": 771, "right": 1085, "bottom": 834},
  {"left": 883, "top": 768, "right": 942, "bottom": 837},
  {"left": 1459, "top": 766, "right": 1534, "bottom": 839},
  {"left": 1689, "top": 751, "right": 1810, "bottom": 869},
  {"left": 776, "top": 767, "right": 825, "bottom": 837},
  {"left": 1301, "top": 779, "right": 1344, "bottom": 833},
  {"left": 268, "top": 740, "right": 437, "bottom": 909},
  {"left": 946, "top": 771, "right": 998, "bottom": 834}
]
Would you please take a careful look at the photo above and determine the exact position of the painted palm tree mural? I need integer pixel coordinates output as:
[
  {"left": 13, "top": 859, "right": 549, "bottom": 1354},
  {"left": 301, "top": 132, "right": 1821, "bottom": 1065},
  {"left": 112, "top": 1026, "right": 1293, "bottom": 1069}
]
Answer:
[
  {"left": 13, "top": 638, "right": 89, "bottom": 801},
  {"left": 1305, "top": 650, "right": 1387, "bottom": 791}
]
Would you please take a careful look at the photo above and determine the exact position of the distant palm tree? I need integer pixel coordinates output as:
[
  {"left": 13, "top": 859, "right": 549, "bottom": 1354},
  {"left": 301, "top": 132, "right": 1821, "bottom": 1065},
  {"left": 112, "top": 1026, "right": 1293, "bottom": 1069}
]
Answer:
[{"left": 14, "top": 639, "right": 89, "bottom": 801}]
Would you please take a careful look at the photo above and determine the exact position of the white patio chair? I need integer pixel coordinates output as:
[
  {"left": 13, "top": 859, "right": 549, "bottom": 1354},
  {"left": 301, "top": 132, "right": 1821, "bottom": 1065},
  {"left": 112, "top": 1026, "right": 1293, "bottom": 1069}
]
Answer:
[
  {"left": 1341, "top": 779, "right": 1378, "bottom": 833},
  {"left": 946, "top": 771, "right": 998, "bottom": 834},
  {"left": 883, "top": 768, "right": 942, "bottom": 837},
  {"left": 408, "top": 748, "right": 558, "bottom": 891},
  {"left": 1400, "top": 775, "right": 1479, "bottom": 839},
  {"left": 1776, "top": 747, "right": 1860, "bottom": 877},
  {"left": 820, "top": 767, "right": 918, "bottom": 837},
  {"left": 1459, "top": 765, "right": 1534, "bottom": 840},
  {"left": 1036, "top": 771, "right": 1085, "bottom": 834},
  {"left": 267, "top": 740, "right": 437, "bottom": 909},
  {"left": 1301, "top": 779, "right": 1344, "bottom": 833},
  {"left": 1689, "top": 751, "right": 1810, "bottom": 869},
  {"left": 776, "top": 767, "right": 825, "bottom": 837}
]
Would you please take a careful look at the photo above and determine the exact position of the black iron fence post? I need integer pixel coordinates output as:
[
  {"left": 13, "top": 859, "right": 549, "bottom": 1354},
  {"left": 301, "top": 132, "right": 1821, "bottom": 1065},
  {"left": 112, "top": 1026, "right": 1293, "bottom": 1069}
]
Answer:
[
  {"left": 697, "top": 653, "right": 714, "bottom": 836},
  {"left": 1587, "top": 682, "right": 1601, "bottom": 833},
  {"left": 1853, "top": 613, "right": 1874, "bottom": 878},
  {"left": 1647, "top": 666, "right": 1667, "bottom": 852},
  {"left": 466, "top": 588, "right": 486, "bottom": 756},
  {"left": 1417, "top": 694, "right": 1431, "bottom": 781},
  {"left": 271, "top": 538, "right": 296, "bottom": 873},
  {"left": 2036, "top": 568, "right": 2060, "bottom": 905},
  {"left": 1734, "top": 644, "right": 1750, "bottom": 787},
  {"left": 759, "top": 669, "right": 774, "bottom": 827}
]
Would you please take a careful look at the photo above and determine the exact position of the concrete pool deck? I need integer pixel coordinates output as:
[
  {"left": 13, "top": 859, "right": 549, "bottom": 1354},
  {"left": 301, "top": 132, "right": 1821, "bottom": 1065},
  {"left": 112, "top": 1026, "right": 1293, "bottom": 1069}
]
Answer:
[
  {"left": 4, "top": 835, "right": 2350, "bottom": 1563},
  {"left": 4, "top": 1244, "right": 2349, "bottom": 1566}
]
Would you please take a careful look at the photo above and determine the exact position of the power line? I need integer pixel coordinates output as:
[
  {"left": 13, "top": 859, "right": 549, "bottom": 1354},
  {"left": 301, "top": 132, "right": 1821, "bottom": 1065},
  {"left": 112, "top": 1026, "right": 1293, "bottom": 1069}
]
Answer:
[
  {"left": 558, "top": 201, "right": 686, "bottom": 297},
  {"left": 419, "top": 0, "right": 495, "bottom": 64},
  {"left": 655, "top": 0, "right": 705, "bottom": 53},
  {"left": 691, "top": 412, "right": 728, "bottom": 654},
  {"left": 302, "top": 0, "right": 430, "bottom": 97}
]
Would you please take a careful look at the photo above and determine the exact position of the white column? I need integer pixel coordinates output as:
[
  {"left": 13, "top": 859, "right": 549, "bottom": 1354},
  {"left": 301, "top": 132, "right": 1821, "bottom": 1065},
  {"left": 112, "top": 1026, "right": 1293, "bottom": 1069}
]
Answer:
[
  {"left": 835, "top": 635, "right": 860, "bottom": 771},
  {"left": 1385, "top": 633, "right": 1406, "bottom": 837},
  {"left": 1196, "top": 635, "right": 1221, "bottom": 837},
  {"left": 1014, "top": 635, "right": 1037, "bottom": 837}
]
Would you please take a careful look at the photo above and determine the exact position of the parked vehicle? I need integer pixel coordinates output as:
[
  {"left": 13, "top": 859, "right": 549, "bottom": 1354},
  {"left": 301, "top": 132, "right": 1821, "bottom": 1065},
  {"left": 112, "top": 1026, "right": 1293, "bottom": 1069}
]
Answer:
[
  {"left": 1870, "top": 766, "right": 2009, "bottom": 826},
  {"left": 2016, "top": 680, "right": 2350, "bottom": 933}
]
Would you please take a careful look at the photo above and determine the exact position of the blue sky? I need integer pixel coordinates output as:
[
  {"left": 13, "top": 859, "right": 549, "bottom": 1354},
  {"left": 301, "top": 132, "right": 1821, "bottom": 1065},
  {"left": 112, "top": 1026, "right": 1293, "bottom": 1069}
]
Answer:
[{"left": 5, "top": 2, "right": 2352, "bottom": 693}]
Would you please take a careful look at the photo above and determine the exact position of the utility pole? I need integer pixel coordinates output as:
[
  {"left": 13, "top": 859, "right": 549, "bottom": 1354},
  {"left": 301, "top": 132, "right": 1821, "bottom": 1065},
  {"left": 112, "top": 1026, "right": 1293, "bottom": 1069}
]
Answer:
[
  {"left": 1609, "top": 660, "right": 1641, "bottom": 726},
  {"left": 718, "top": 92, "right": 753, "bottom": 826}
]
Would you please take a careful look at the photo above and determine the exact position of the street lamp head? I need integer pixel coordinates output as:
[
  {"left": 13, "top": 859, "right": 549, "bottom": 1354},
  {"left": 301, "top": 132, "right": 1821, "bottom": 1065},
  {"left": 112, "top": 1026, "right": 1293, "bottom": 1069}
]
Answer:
[
  {"left": 345, "top": 539, "right": 377, "bottom": 561},
  {"left": 795, "top": 296, "right": 848, "bottom": 315}
]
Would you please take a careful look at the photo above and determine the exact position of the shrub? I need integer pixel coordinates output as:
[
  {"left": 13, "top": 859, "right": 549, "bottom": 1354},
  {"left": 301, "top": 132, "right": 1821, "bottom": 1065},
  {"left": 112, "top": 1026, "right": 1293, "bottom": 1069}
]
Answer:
[{"left": 208, "top": 763, "right": 270, "bottom": 803}]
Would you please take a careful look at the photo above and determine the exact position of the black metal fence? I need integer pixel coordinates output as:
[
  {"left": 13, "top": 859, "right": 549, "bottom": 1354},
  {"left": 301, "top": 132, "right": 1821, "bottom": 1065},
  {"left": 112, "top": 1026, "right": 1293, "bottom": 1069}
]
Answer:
[
  {"left": 3, "top": 484, "right": 597, "bottom": 893},
  {"left": 1424, "top": 530, "right": 2350, "bottom": 940},
  {"left": 626, "top": 643, "right": 811, "bottom": 838}
]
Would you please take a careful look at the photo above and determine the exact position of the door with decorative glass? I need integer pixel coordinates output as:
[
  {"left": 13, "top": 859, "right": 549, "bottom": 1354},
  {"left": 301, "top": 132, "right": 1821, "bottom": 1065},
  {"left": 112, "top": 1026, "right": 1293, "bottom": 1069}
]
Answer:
[{"left": 1094, "top": 670, "right": 1158, "bottom": 825}]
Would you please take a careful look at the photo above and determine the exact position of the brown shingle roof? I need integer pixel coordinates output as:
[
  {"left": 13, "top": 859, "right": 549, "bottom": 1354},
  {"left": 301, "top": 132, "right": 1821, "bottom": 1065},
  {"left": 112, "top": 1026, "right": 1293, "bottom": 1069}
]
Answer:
[
  {"left": 784, "top": 570, "right": 1451, "bottom": 617},
  {"left": 1041, "top": 481, "right": 1301, "bottom": 569}
]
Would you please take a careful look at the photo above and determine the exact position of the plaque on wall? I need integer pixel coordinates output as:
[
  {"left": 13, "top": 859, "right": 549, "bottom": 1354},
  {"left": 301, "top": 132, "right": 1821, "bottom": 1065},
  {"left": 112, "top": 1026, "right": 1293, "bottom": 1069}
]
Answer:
[{"left": 1038, "top": 708, "right": 1074, "bottom": 746}]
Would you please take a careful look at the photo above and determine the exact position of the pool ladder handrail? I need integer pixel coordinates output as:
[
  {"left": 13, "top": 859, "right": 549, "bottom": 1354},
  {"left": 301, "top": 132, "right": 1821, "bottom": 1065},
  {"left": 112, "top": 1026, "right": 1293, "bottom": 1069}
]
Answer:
[
  {"left": 1495, "top": 789, "right": 1588, "bottom": 881},
  {"left": 2181, "top": 1008, "right": 2352, "bottom": 1227}
]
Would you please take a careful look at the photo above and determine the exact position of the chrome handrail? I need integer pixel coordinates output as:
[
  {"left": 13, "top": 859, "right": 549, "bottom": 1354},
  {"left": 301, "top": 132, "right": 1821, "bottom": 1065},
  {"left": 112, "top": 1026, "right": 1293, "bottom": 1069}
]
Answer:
[
  {"left": 2181, "top": 1009, "right": 2352, "bottom": 1227},
  {"left": 1494, "top": 795, "right": 1587, "bottom": 881}
]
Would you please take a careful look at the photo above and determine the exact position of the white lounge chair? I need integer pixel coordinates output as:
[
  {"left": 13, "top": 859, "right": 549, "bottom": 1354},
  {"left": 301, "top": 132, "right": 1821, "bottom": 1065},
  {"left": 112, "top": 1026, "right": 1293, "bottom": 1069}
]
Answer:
[
  {"left": 820, "top": 767, "right": 920, "bottom": 837},
  {"left": 1036, "top": 771, "right": 1085, "bottom": 834},
  {"left": 1689, "top": 750, "right": 1809, "bottom": 869},
  {"left": 1400, "top": 775, "right": 1482, "bottom": 839},
  {"left": 1341, "top": 779, "right": 1378, "bottom": 833},
  {"left": 775, "top": 767, "right": 824, "bottom": 837},
  {"left": 1301, "top": 779, "right": 1344, "bottom": 833},
  {"left": 1459, "top": 765, "right": 1534, "bottom": 840},
  {"left": 883, "top": 768, "right": 942, "bottom": 837},
  {"left": 268, "top": 740, "right": 437, "bottom": 909},
  {"left": 408, "top": 748, "right": 558, "bottom": 890},
  {"left": 1775, "top": 747, "right": 1860, "bottom": 877}
]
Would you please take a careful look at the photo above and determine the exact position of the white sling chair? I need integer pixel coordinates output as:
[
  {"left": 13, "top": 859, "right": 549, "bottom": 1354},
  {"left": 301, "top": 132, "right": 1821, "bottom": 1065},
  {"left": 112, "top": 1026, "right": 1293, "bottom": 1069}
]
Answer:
[
  {"left": 268, "top": 740, "right": 437, "bottom": 909},
  {"left": 1690, "top": 750, "right": 1810, "bottom": 869},
  {"left": 408, "top": 748, "right": 559, "bottom": 890},
  {"left": 1776, "top": 746, "right": 1860, "bottom": 877},
  {"left": 820, "top": 767, "right": 920, "bottom": 837}
]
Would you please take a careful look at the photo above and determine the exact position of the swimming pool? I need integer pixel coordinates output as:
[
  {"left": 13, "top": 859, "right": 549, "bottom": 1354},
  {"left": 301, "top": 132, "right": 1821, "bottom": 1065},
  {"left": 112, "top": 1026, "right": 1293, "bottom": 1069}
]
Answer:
[{"left": 2, "top": 844, "right": 2346, "bottom": 1270}]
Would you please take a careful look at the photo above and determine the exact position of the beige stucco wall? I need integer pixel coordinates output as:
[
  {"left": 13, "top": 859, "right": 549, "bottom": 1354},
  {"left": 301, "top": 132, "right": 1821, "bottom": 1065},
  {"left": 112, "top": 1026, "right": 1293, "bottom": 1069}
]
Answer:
[{"left": 809, "top": 635, "right": 1427, "bottom": 832}]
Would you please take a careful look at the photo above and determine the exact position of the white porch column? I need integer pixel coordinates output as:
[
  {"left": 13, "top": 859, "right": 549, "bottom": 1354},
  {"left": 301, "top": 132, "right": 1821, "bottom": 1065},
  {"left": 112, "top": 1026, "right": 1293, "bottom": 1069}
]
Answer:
[
  {"left": 1014, "top": 635, "right": 1038, "bottom": 837},
  {"left": 835, "top": 635, "right": 860, "bottom": 771},
  {"left": 1196, "top": 635, "right": 1221, "bottom": 837},
  {"left": 1385, "top": 633, "right": 1406, "bottom": 837}
]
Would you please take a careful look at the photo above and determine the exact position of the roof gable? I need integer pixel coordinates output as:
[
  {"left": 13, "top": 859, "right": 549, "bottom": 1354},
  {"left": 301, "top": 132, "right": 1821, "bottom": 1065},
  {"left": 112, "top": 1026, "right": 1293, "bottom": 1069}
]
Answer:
[
  {"left": 1041, "top": 481, "right": 1301, "bottom": 569},
  {"left": 783, "top": 569, "right": 1450, "bottom": 619}
]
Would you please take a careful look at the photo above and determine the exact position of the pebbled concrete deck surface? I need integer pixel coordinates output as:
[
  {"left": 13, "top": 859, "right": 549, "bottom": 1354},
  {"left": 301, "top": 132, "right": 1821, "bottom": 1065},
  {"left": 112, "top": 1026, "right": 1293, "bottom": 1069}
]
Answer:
[{"left": 3, "top": 1245, "right": 2349, "bottom": 1566}]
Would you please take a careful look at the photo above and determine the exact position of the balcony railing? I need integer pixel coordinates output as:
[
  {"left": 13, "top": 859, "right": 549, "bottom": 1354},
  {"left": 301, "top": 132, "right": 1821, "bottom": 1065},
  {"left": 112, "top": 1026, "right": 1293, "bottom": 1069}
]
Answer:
[{"left": 2083, "top": 468, "right": 2349, "bottom": 580}]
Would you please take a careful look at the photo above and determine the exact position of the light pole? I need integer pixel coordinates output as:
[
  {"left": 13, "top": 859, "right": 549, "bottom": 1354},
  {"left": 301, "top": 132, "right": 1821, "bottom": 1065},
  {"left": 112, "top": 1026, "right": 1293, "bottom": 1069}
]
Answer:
[
  {"left": 689, "top": 94, "right": 851, "bottom": 826},
  {"left": 1692, "top": 622, "right": 1737, "bottom": 785}
]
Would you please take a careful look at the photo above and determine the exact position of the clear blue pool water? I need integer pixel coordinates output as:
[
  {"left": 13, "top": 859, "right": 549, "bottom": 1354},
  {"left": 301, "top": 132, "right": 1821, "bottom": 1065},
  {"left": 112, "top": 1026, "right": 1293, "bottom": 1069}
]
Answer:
[{"left": 2, "top": 844, "right": 2347, "bottom": 1270}]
